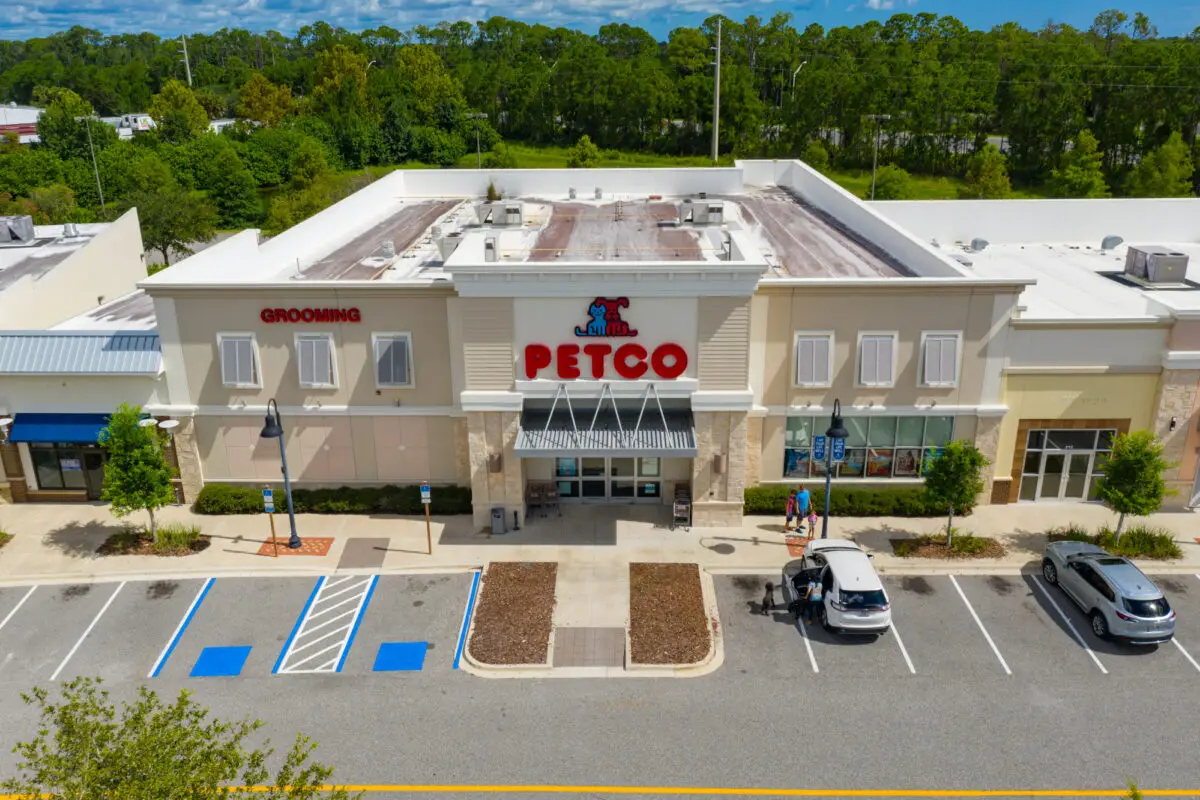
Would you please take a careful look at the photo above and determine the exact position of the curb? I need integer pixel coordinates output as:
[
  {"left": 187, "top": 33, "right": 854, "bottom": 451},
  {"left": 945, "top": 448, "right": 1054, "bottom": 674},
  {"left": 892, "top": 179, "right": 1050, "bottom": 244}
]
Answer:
[
  {"left": 624, "top": 567, "right": 724, "bottom": 678},
  {"left": 459, "top": 562, "right": 557, "bottom": 679},
  {"left": 0, "top": 563, "right": 483, "bottom": 588}
]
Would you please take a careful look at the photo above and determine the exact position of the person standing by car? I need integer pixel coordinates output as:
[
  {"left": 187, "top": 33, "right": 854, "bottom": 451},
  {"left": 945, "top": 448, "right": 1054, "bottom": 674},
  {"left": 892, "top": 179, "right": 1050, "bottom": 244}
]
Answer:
[
  {"left": 784, "top": 489, "right": 799, "bottom": 532},
  {"left": 804, "top": 575, "right": 824, "bottom": 625},
  {"left": 797, "top": 487, "right": 812, "bottom": 532}
]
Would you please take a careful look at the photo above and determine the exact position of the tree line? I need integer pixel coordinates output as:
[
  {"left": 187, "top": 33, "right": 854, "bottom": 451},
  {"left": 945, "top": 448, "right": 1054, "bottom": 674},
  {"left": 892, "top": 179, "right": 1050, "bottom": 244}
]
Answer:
[{"left": 1, "top": 10, "right": 1199, "bottom": 252}]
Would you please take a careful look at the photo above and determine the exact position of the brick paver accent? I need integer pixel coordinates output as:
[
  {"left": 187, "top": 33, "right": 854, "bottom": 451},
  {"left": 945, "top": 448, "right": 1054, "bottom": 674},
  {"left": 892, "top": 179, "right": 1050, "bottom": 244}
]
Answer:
[
  {"left": 256, "top": 537, "right": 334, "bottom": 557},
  {"left": 552, "top": 627, "right": 625, "bottom": 668}
]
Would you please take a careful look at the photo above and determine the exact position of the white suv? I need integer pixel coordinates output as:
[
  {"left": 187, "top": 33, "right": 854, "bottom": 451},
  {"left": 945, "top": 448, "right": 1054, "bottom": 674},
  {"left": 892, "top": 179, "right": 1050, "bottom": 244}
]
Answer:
[{"left": 787, "top": 539, "right": 892, "bottom": 636}]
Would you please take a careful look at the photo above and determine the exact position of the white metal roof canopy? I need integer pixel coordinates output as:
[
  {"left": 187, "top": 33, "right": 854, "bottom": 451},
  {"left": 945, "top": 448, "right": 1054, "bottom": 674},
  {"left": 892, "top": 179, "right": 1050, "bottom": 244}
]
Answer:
[{"left": 513, "top": 383, "right": 697, "bottom": 459}]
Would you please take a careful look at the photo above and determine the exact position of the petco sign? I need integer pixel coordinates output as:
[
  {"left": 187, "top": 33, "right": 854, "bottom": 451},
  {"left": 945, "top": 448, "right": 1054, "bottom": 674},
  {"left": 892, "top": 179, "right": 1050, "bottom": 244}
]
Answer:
[{"left": 523, "top": 297, "right": 689, "bottom": 381}]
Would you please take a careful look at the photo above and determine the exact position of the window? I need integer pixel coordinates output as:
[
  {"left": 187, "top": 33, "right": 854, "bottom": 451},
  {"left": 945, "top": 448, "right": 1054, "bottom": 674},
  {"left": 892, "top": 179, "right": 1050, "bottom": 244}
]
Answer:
[
  {"left": 374, "top": 333, "right": 413, "bottom": 388},
  {"left": 218, "top": 334, "right": 259, "bottom": 388},
  {"left": 858, "top": 333, "right": 896, "bottom": 387},
  {"left": 1020, "top": 428, "right": 1115, "bottom": 503},
  {"left": 29, "top": 443, "right": 101, "bottom": 490},
  {"left": 782, "top": 415, "right": 954, "bottom": 480},
  {"left": 921, "top": 332, "right": 961, "bottom": 387},
  {"left": 296, "top": 333, "right": 336, "bottom": 388},
  {"left": 1124, "top": 596, "right": 1170, "bottom": 618},
  {"left": 794, "top": 332, "right": 833, "bottom": 387}
]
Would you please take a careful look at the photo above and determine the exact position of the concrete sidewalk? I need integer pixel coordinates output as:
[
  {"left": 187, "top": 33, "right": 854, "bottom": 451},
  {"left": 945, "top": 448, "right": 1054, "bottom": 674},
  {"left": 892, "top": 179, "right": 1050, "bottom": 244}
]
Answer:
[{"left": 0, "top": 500, "right": 1196, "bottom": 588}]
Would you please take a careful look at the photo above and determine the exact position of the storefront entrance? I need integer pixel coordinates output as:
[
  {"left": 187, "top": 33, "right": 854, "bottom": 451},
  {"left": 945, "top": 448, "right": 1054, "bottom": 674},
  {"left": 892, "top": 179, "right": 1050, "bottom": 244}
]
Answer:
[
  {"left": 553, "top": 456, "right": 664, "bottom": 502},
  {"left": 29, "top": 442, "right": 108, "bottom": 499},
  {"left": 1018, "top": 428, "right": 1114, "bottom": 502}
]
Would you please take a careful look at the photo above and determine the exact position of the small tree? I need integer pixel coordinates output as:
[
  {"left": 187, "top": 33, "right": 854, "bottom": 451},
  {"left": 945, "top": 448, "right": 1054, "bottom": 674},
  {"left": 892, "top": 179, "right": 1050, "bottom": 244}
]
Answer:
[
  {"left": 1048, "top": 130, "right": 1110, "bottom": 198},
  {"left": 99, "top": 404, "right": 177, "bottom": 542},
  {"left": 149, "top": 79, "right": 211, "bottom": 144},
  {"left": 2, "top": 677, "right": 357, "bottom": 799},
  {"left": 483, "top": 143, "right": 520, "bottom": 170},
  {"left": 566, "top": 134, "right": 600, "bottom": 169},
  {"left": 922, "top": 440, "right": 989, "bottom": 546},
  {"left": 959, "top": 144, "right": 1011, "bottom": 199},
  {"left": 1095, "top": 430, "right": 1175, "bottom": 537},
  {"left": 1127, "top": 131, "right": 1195, "bottom": 198},
  {"left": 123, "top": 186, "right": 218, "bottom": 266},
  {"left": 801, "top": 139, "right": 830, "bottom": 172},
  {"left": 871, "top": 164, "right": 913, "bottom": 200}
]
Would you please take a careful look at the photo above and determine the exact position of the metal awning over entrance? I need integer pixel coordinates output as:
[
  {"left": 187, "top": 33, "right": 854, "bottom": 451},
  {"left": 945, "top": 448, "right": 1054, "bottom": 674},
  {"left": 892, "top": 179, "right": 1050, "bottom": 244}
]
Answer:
[{"left": 514, "top": 384, "right": 697, "bottom": 459}]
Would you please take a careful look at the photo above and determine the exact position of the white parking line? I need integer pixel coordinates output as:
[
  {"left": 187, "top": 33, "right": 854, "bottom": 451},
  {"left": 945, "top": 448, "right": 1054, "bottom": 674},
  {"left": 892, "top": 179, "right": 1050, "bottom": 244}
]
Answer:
[
  {"left": 0, "top": 586, "right": 36, "bottom": 635},
  {"left": 890, "top": 621, "right": 916, "bottom": 674},
  {"left": 1172, "top": 637, "right": 1200, "bottom": 673},
  {"left": 50, "top": 582, "right": 125, "bottom": 681},
  {"left": 1031, "top": 577, "right": 1108, "bottom": 675},
  {"left": 276, "top": 575, "right": 377, "bottom": 674},
  {"left": 948, "top": 575, "right": 1012, "bottom": 676},
  {"left": 783, "top": 573, "right": 818, "bottom": 673}
]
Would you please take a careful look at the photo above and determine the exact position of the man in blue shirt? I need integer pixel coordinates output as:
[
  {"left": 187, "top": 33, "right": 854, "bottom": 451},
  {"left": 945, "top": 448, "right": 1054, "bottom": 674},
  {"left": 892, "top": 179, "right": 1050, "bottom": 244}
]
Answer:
[{"left": 796, "top": 487, "right": 811, "bottom": 530}]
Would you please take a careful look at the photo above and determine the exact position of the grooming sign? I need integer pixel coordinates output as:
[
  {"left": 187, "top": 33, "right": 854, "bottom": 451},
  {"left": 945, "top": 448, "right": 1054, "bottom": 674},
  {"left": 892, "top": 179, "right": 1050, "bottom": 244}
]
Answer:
[{"left": 520, "top": 297, "right": 693, "bottom": 381}]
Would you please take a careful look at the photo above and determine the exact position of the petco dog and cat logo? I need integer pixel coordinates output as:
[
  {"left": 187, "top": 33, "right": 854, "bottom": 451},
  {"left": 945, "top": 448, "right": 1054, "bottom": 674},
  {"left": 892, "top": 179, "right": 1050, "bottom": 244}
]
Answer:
[
  {"left": 574, "top": 297, "right": 638, "bottom": 338},
  {"left": 523, "top": 297, "right": 688, "bottom": 381}
]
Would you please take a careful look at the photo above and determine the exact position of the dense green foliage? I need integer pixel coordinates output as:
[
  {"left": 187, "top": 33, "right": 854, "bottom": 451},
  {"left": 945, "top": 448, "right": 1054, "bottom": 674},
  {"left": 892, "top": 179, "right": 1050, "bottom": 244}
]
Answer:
[
  {"left": 743, "top": 484, "right": 969, "bottom": 517},
  {"left": 99, "top": 404, "right": 177, "bottom": 542},
  {"left": 2, "top": 9, "right": 1200, "bottom": 243},
  {"left": 1094, "top": 430, "right": 1175, "bottom": 536},
  {"left": 922, "top": 440, "right": 989, "bottom": 543},
  {"left": 194, "top": 482, "right": 473, "bottom": 515},
  {"left": 1048, "top": 522, "right": 1183, "bottom": 559}
]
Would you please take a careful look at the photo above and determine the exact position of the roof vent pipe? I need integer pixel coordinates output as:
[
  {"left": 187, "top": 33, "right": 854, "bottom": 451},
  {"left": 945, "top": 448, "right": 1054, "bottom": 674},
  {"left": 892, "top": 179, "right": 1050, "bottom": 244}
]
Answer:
[
  {"left": 569, "top": 187, "right": 576, "bottom": 199},
  {"left": 1101, "top": 235, "right": 1124, "bottom": 251},
  {"left": 594, "top": 187, "right": 602, "bottom": 200},
  {"left": 380, "top": 240, "right": 396, "bottom": 258},
  {"left": 63, "top": 222, "right": 79, "bottom": 238},
  {"left": 970, "top": 238, "right": 989, "bottom": 252}
]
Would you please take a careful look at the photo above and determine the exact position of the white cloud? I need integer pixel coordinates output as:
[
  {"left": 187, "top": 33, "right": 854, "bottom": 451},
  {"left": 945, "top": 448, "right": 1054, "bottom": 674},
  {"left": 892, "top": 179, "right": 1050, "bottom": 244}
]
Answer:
[{"left": 865, "top": 0, "right": 895, "bottom": 9}]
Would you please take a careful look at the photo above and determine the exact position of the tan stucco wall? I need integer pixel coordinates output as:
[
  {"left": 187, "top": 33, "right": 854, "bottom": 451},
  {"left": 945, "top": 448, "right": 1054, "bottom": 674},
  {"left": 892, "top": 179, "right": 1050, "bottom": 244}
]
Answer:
[
  {"left": 194, "top": 414, "right": 461, "bottom": 485},
  {"left": 467, "top": 411, "right": 523, "bottom": 528},
  {"left": 692, "top": 410, "right": 748, "bottom": 526},
  {"left": 1150, "top": 370, "right": 1200, "bottom": 508},
  {"left": 756, "top": 285, "right": 1014, "bottom": 409},
  {"left": 169, "top": 290, "right": 456, "bottom": 409},
  {"left": 995, "top": 373, "right": 1160, "bottom": 476}
]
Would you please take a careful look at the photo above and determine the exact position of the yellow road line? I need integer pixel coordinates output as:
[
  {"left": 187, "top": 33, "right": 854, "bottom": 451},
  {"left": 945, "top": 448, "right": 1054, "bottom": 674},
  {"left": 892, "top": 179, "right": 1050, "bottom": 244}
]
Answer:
[{"left": 4, "top": 788, "right": 1199, "bottom": 799}]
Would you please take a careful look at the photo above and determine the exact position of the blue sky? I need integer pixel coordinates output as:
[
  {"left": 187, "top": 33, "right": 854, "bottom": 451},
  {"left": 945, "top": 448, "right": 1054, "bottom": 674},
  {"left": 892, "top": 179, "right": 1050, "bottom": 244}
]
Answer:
[{"left": 3, "top": 0, "right": 1200, "bottom": 42}]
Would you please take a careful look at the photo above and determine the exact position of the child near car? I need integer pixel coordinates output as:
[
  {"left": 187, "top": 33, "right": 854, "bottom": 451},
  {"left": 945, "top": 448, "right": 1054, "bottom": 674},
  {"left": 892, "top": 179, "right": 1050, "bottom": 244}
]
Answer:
[{"left": 783, "top": 489, "right": 798, "bottom": 531}]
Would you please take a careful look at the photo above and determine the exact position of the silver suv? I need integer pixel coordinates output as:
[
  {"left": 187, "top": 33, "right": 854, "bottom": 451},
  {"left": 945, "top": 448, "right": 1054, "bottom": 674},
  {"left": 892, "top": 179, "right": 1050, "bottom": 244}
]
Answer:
[{"left": 1042, "top": 541, "right": 1175, "bottom": 645}]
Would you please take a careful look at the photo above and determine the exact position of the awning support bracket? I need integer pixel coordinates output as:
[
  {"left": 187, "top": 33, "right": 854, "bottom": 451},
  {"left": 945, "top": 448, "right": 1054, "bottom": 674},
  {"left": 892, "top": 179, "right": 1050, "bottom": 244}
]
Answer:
[
  {"left": 634, "top": 383, "right": 670, "bottom": 439},
  {"left": 589, "top": 383, "right": 625, "bottom": 445},
  {"left": 544, "top": 383, "right": 580, "bottom": 449}
]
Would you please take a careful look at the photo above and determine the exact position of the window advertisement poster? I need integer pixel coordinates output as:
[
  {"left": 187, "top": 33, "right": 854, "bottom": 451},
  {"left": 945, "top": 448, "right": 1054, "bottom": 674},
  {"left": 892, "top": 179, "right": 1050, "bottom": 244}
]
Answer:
[
  {"left": 784, "top": 448, "right": 810, "bottom": 478},
  {"left": 840, "top": 449, "right": 865, "bottom": 478},
  {"left": 893, "top": 448, "right": 922, "bottom": 477},
  {"left": 866, "top": 448, "right": 894, "bottom": 478},
  {"left": 59, "top": 458, "right": 83, "bottom": 472}
]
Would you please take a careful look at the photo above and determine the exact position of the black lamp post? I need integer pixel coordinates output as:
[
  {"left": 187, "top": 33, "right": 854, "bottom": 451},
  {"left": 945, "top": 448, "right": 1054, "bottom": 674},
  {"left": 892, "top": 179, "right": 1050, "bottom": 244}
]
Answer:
[
  {"left": 260, "top": 399, "right": 301, "bottom": 549},
  {"left": 821, "top": 399, "right": 849, "bottom": 540}
]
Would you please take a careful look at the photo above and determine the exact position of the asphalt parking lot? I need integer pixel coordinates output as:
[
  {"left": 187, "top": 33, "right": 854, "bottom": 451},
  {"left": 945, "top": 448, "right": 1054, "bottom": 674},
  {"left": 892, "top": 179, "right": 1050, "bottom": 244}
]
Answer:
[
  {"left": 716, "top": 571, "right": 1200, "bottom": 680},
  {"left": 0, "top": 572, "right": 476, "bottom": 687}
]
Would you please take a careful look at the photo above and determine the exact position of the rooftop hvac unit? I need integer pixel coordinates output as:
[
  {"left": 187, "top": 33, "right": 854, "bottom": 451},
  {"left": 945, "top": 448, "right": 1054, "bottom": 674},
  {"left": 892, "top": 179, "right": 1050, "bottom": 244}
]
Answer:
[
  {"left": 679, "top": 198, "right": 710, "bottom": 225},
  {"left": 437, "top": 231, "right": 462, "bottom": 261},
  {"left": 484, "top": 235, "right": 498, "bottom": 263},
  {"left": 1125, "top": 245, "right": 1190, "bottom": 284},
  {"left": 0, "top": 215, "right": 34, "bottom": 243},
  {"left": 569, "top": 187, "right": 577, "bottom": 200},
  {"left": 504, "top": 203, "right": 522, "bottom": 225},
  {"left": 707, "top": 202, "right": 724, "bottom": 225},
  {"left": 63, "top": 222, "right": 79, "bottom": 238},
  {"left": 475, "top": 202, "right": 523, "bottom": 227},
  {"left": 380, "top": 239, "right": 396, "bottom": 258}
]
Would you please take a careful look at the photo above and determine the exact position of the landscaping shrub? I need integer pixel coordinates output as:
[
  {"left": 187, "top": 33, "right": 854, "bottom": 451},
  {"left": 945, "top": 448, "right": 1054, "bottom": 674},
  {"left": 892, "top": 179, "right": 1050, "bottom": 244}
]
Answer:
[
  {"left": 154, "top": 522, "right": 203, "bottom": 555},
  {"left": 892, "top": 531, "right": 1002, "bottom": 558},
  {"left": 0, "top": 527, "right": 11, "bottom": 549},
  {"left": 194, "top": 482, "right": 472, "bottom": 515},
  {"left": 743, "top": 485, "right": 965, "bottom": 518},
  {"left": 1047, "top": 523, "right": 1182, "bottom": 560}
]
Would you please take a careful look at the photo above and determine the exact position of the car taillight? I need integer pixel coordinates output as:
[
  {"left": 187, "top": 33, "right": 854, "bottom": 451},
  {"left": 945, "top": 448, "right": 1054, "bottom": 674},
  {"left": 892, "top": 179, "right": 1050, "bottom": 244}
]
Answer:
[
  {"left": 830, "top": 599, "right": 846, "bottom": 612},
  {"left": 1115, "top": 609, "right": 1134, "bottom": 621},
  {"left": 879, "top": 604, "right": 891, "bottom": 612},
  {"left": 1168, "top": 610, "right": 1177, "bottom": 620}
]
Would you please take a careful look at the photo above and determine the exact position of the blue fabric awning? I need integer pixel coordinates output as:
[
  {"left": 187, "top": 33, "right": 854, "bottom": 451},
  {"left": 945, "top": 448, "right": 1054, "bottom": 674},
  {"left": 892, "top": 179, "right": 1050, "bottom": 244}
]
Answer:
[{"left": 7, "top": 413, "right": 110, "bottom": 444}]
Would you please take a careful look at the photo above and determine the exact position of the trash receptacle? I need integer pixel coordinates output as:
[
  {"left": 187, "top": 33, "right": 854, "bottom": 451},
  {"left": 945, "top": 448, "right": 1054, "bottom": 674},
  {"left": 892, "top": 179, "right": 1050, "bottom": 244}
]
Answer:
[{"left": 491, "top": 507, "right": 507, "bottom": 535}]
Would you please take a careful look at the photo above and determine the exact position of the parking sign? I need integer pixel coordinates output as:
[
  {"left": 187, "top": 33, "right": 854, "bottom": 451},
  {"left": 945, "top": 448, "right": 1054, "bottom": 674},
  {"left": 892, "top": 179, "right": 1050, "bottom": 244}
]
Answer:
[
  {"left": 420, "top": 481, "right": 431, "bottom": 505},
  {"left": 813, "top": 436, "right": 827, "bottom": 462},
  {"left": 832, "top": 437, "right": 846, "bottom": 462},
  {"left": 262, "top": 488, "right": 274, "bottom": 513}
]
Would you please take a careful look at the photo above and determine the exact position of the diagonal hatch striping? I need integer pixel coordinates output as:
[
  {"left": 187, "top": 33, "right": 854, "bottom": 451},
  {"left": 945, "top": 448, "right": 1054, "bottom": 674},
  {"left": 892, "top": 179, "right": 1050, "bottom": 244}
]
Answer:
[{"left": 276, "top": 575, "right": 378, "bottom": 674}]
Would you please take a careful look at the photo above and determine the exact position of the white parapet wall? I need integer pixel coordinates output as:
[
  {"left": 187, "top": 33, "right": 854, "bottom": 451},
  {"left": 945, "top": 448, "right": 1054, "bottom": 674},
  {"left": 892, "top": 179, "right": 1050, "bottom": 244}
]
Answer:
[{"left": 399, "top": 167, "right": 746, "bottom": 199}]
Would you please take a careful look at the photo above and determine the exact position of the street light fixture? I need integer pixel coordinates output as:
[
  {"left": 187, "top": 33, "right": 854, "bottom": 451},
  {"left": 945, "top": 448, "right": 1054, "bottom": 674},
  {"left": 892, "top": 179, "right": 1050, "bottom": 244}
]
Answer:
[
  {"left": 465, "top": 112, "right": 488, "bottom": 170},
  {"left": 820, "top": 399, "right": 849, "bottom": 540},
  {"left": 259, "top": 399, "right": 301, "bottom": 549}
]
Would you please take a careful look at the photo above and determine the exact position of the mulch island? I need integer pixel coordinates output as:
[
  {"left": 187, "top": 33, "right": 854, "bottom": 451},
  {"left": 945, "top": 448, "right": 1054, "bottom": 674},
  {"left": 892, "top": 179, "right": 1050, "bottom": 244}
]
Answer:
[
  {"left": 97, "top": 528, "right": 211, "bottom": 557},
  {"left": 468, "top": 562, "right": 557, "bottom": 666},
  {"left": 891, "top": 533, "right": 1005, "bottom": 560},
  {"left": 629, "top": 563, "right": 710, "bottom": 665}
]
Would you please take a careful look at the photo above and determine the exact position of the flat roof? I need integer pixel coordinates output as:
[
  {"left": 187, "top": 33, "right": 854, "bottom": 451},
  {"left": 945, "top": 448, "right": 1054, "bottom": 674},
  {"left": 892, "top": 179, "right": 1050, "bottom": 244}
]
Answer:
[
  {"left": 50, "top": 290, "right": 157, "bottom": 331},
  {"left": 0, "top": 224, "right": 108, "bottom": 293},
  {"left": 734, "top": 188, "right": 909, "bottom": 278},
  {"left": 950, "top": 241, "right": 1200, "bottom": 320}
]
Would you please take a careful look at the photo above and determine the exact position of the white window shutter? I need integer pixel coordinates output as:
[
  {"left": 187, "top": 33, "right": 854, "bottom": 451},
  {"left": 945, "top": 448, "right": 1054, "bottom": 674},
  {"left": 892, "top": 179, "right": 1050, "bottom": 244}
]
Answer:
[
  {"left": 392, "top": 339, "right": 409, "bottom": 385},
  {"left": 923, "top": 338, "right": 941, "bottom": 385},
  {"left": 375, "top": 339, "right": 392, "bottom": 385},
  {"left": 813, "top": 338, "right": 829, "bottom": 385},
  {"left": 879, "top": 337, "right": 894, "bottom": 384},
  {"left": 376, "top": 337, "right": 410, "bottom": 386},
  {"left": 314, "top": 338, "right": 332, "bottom": 386},
  {"left": 940, "top": 337, "right": 957, "bottom": 384},
  {"left": 860, "top": 338, "right": 878, "bottom": 385},
  {"left": 298, "top": 338, "right": 314, "bottom": 386},
  {"left": 797, "top": 339, "right": 814, "bottom": 384},
  {"left": 221, "top": 340, "right": 237, "bottom": 385}
]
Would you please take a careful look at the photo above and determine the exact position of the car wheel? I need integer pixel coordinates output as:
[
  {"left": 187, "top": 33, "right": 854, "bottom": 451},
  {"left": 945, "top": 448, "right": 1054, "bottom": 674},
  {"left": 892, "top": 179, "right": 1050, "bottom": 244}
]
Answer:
[
  {"left": 1090, "top": 611, "right": 1110, "bottom": 640},
  {"left": 1042, "top": 559, "right": 1058, "bottom": 585}
]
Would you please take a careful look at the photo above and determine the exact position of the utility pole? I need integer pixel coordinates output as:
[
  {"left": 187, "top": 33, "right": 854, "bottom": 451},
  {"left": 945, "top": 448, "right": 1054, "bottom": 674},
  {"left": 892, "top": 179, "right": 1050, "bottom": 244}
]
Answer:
[
  {"left": 83, "top": 117, "right": 105, "bottom": 211},
  {"left": 179, "top": 35, "right": 193, "bottom": 87},
  {"left": 866, "top": 113, "right": 891, "bottom": 200},
  {"left": 466, "top": 112, "right": 488, "bottom": 169},
  {"left": 710, "top": 18, "right": 722, "bottom": 164}
]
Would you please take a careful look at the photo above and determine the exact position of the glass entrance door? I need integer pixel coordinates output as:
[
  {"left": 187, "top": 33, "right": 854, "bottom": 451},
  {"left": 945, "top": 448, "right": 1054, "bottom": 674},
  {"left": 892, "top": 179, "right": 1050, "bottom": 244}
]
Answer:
[
  {"left": 1019, "top": 429, "right": 1114, "bottom": 503},
  {"left": 83, "top": 451, "right": 106, "bottom": 500},
  {"left": 553, "top": 457, "right": 664, "bottom": 502},
  {"left": 1036, "top": 451, "right": 1095, "bottom": 501}
]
